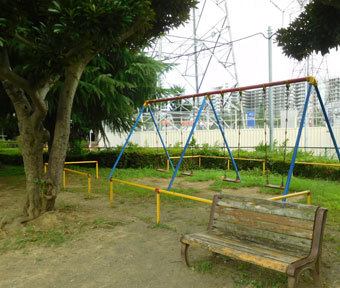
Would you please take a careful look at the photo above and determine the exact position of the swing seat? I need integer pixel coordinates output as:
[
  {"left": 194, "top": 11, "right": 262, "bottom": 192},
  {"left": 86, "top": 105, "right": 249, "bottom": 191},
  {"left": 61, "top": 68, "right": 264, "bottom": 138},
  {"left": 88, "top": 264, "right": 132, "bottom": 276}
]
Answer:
[
  {"left": 156, "top": 168, "right": 169, "bottom": 173},
  {"left": 223, "top": 177, "right": 240, "bottom": 183},
  {"left": 264, "top": 184, "right": 285, "bottom": 190},
  {"left": 181, "top": 171, "right": 194, "bottom": 176}
]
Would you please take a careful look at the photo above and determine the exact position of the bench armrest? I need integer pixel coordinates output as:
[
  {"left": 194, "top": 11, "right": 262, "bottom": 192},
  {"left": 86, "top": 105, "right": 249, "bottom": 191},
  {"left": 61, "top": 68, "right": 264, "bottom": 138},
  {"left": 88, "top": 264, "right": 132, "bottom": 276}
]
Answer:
[{"left": 287, "top": 207, "right": 327, "bottom": 276}]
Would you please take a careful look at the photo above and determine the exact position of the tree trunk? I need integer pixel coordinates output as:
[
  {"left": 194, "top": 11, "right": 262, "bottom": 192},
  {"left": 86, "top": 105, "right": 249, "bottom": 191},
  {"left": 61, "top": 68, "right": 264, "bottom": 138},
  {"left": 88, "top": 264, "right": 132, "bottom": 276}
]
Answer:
[
  {"left": 46, "top": 60, "right": 90, "bottom": 204},
  {"left": 1, "top": 80, "right": 49, "bottom": 220},
  {"left": 1, "top": 47, "right": 94, "bottom": 221}
]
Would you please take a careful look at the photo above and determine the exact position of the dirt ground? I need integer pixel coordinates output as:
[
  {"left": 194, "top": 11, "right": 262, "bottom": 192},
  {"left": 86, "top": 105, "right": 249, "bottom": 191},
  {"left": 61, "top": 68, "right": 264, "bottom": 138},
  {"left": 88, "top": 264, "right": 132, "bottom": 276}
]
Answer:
[{"left": 0, "top": 174, "right": 340, "bottom": 288}]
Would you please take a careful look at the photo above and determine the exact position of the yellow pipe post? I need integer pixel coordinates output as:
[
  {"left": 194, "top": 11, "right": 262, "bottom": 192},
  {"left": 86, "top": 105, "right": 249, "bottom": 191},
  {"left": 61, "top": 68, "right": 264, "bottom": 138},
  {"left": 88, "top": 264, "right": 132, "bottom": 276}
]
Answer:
[
  {"left": 88, "top": 174, "right": 91, "bottom": 198},
  {"left": 307, "top": 191, "right": 311, "bottom": 205},
  {"left": 156, "top": 188, "right": 160, "bottom": 224},
  {"left": 110, "top": 178, "right": 113, "bottom": 207},
  {"left": 167, "top": 159, "right": 170, "bottom": 171},
  {"left": 63, "top": 169, "right": 66, "bottom": 189},
  {"left": 227, "top": 159, "right": 230, "bottom": 171},
  {"left": 96, "top": 161, "right": 99, "bottom": 179},
  {"left": 44, "top": 163, "right": 47, "bottom": 174},
  {"left": 262, "top": 161, "right": 265, "bottom": 176}
]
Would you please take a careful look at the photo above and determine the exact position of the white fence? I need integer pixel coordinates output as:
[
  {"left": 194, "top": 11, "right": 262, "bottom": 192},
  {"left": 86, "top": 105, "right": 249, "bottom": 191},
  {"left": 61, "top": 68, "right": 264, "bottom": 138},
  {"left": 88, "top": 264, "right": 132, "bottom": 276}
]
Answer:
[{"left": 99, "top": 126, "right": 340, "bottom": 157}]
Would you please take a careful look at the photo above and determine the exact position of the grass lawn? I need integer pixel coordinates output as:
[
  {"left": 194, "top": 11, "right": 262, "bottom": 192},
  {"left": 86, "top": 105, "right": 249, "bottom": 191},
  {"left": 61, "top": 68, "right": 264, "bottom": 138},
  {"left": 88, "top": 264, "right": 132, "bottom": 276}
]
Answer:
[
  {"left": 59, "top": 165, "right": 340, "bottom": 224},
  {"left": 1, "top": 165, "right": 340, "bottom": 288}
]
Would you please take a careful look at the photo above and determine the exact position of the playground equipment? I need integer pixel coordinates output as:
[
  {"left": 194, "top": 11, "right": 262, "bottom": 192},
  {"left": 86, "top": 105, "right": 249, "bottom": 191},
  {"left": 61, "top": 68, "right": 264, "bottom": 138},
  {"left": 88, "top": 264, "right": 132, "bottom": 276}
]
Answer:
[{"left": 108, "top": 77, "right": 340, "bottom": 197}]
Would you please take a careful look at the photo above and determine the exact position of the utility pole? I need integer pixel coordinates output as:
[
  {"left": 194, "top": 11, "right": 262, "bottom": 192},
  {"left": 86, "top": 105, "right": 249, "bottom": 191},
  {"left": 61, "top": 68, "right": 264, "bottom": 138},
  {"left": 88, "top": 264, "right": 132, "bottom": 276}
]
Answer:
[
  {"left": 268, "top": 26, "right": 274, "bottom": 151},
  {"left": 192, "top": 7, "right": 199, "bottom": 95}
]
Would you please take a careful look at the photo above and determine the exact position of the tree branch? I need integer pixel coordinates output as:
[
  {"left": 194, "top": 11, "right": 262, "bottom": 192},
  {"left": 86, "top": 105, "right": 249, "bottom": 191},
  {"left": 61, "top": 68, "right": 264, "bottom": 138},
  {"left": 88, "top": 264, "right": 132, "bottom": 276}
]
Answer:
[
  {"left": 15, "top": 34, "right": 37, "bottom": 49},
  {"left": 119, "top": 22, "right": 141, "bottom": 43},
  {"left": 63, "top": 40, "right": 92, "bottom": 60},
  {"left": 0, "top": 47, "right": 34, "bottom": 95},
  {"left": 31, "top": 75, "right": 60, "bottom": 130}
]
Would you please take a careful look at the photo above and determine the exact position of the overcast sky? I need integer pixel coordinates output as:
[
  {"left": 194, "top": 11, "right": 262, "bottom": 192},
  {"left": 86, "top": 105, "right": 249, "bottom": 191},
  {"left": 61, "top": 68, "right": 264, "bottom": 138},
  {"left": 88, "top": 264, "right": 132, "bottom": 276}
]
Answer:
[{"left": 156, "top": 0, "right": 340, "bottom": 93}]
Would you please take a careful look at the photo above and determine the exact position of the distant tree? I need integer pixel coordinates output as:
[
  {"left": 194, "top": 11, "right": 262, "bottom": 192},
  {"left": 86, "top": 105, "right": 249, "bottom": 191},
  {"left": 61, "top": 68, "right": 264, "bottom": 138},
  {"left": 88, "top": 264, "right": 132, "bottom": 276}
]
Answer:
[
  {"left": 0, "top": 0, "right": 196, "bottom": 221},
  {"left": 45, "top": 50, "right": 182, "bottom": 151},
  {"left": 276, "top": 0, "right": 340, "bottom": 60}
]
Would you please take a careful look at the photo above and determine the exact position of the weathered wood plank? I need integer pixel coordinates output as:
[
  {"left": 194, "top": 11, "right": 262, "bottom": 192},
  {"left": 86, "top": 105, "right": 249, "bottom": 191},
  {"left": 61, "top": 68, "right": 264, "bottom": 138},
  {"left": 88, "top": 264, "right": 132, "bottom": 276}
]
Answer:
[
  {"left": 218, "top": 194, "right": 318, "bottom": 213},
  {"left": 214, "top": 208, "right": 314, "bottom": 239},
  {"left": 212, "top": 221, "right": 312, "bottom": 254},
  {"left": 214, "top": 207, "right": 314, "bottom": 231},
  {"left": 182, "top": 232, "right": 304, "bottom": 262},
  {"left": 181, "top": 232, "right": 303, "bottom": 272},
  {"left": 216, "top": 197, "right": 317, "bottom": 221},
  {"left": 214, "top": 214, "right": 313, "bottom": 240}
]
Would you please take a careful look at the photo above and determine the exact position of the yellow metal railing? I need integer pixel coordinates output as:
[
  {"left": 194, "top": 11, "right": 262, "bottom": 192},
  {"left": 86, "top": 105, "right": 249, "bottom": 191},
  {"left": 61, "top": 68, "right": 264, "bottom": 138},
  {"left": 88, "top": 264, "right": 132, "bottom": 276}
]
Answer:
[
  {"left": 44, "top": 160, "right": 99, "bottom": 179},
  {"left": 63, "top": 167, "right": 92, "bottom": 198},
  {"left": 110, "top": 178, "right": 212, "bottom": 223},
  {"left": 269, "top": 190, "right": 311, "bottom": 205},
  {"left": 167, "top": 155, "right": 266, "bottom": 175},
  {"left": 295, "top": 161, "right": 340, "bottom": 168},
  {"left": 166, "top": 155, "right": 340, "bottom": 177},
  {"left": 110, "top": 178, "right": 312, "bottom": 224}
]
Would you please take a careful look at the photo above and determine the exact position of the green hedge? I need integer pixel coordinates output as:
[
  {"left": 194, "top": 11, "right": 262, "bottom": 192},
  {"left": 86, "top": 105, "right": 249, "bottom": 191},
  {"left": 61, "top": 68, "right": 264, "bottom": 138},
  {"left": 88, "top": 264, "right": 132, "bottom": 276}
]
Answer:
[{"left": 0, "top": 147, "right": 339, "bottom": 181}]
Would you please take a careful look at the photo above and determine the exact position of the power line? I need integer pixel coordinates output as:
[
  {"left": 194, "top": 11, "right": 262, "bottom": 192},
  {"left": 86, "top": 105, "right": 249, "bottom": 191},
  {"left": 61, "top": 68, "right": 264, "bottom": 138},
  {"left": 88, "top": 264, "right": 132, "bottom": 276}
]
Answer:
[{"left": 159, "top": 31, "right": 277, "bottom": 62}]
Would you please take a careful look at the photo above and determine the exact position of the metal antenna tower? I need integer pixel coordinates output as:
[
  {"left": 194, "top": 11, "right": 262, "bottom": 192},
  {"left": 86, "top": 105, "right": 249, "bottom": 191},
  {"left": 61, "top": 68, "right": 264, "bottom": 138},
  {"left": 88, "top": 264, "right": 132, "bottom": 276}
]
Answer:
[{"left": 150, "top": 0, "right": 239, "bottom": 97}]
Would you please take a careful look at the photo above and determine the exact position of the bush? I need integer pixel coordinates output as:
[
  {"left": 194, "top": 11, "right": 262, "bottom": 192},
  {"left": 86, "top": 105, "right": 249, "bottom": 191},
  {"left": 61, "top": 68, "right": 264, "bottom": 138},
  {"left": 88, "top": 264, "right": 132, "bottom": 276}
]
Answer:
[{"left": 0, "top": 146, "right": 339, "bottom": 181}]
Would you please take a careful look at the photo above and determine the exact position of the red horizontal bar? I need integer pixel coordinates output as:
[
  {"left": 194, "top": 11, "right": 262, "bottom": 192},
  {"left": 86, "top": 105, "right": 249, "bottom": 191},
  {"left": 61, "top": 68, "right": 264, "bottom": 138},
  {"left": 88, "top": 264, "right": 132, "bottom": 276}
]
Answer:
[{"left": 147, "top": 77, "right": 309, "bottom": 104}]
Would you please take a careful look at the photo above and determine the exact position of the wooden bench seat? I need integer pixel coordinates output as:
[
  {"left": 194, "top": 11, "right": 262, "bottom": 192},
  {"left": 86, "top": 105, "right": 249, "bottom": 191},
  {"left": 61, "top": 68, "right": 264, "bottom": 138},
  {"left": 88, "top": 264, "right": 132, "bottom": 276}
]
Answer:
[{"left": 180, "top": 194, "right": 327, "bottom": 288}]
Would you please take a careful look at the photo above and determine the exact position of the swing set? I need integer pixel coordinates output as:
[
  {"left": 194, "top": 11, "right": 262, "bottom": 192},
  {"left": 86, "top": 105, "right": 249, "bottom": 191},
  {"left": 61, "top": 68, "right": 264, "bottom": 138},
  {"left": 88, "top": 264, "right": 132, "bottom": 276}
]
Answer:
[{"left": 108, "top": 76, "right": 340, "bottom": 197}]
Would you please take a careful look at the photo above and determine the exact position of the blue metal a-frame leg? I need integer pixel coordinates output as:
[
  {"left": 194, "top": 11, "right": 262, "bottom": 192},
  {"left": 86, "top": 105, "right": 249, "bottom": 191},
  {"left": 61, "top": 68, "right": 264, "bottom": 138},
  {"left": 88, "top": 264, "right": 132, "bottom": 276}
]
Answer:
[
  {"left": 314, "top": 85, "right": 340, "bottom": 161},
  {"left": 107, "top": 105, "right": 146, "bottom": 180},
  {"left": 283, "top": 83, "right": 313, "bottom": 197},
  {"left": 283, "top": 78, "right": 340, "bottom": 198},
  {"left": 167, "top": 96, "right": 208, "bottom": 190}
]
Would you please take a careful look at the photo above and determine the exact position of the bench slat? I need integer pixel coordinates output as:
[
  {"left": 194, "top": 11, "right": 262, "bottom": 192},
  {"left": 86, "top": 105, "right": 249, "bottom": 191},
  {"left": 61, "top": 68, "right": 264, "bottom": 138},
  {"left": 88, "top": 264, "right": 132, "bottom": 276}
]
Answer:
[
  {"left": 214, "top": 207, "right": 314, "bottom": 231},
  {"left": 212, "top": 221, "right": 312, "bottom": 255},
  {"left": 182, "top": 232, "right": 302, "bottom": 272},
  {"left": 214, "top": 207, "right": 314, "bottom": 239},
  {"left": 217, "top": 196, "right": 318, "bottom": 221}
]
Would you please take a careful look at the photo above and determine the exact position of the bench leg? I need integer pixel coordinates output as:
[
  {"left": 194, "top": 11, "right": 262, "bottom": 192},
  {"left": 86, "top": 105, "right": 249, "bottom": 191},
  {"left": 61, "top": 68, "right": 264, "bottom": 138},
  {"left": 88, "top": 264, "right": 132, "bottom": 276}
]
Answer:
[
  {"left": 287, "top": 276, "right": 297, "bottom": 288},
  {"left": 311, "top": 258, "right": 322, "bottom": 286},
  {"left": 181, "top": 243, "right": 190, "bottom": 267}
]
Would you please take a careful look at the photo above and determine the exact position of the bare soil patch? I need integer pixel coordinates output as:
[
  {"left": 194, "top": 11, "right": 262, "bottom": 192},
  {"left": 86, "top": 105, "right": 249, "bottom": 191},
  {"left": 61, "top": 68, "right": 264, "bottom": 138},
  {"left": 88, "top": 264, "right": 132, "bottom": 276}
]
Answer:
[{"left": 0, "top": 174, "right": 339, "bottom": 288}]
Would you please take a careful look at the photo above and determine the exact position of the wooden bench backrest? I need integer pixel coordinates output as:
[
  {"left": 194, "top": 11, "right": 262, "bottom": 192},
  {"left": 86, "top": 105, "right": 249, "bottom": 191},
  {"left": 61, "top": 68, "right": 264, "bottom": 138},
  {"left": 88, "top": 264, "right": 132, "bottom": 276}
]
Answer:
[{"left": 208, "top": 194, "right": 319, "bottom": 256}]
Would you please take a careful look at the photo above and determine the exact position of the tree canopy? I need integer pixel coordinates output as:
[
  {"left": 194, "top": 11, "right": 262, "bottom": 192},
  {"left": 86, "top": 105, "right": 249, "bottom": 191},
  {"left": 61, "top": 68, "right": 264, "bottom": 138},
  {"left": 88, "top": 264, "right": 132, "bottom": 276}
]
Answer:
[
  {"left": 276, "top": 0, "right": 340, "bottom": 60},
  {"left": 0, "top": 0, "right": 196, "bottom": 220},
  {"left": 46, "top": 49, "right": 182, "bottom": 149}
]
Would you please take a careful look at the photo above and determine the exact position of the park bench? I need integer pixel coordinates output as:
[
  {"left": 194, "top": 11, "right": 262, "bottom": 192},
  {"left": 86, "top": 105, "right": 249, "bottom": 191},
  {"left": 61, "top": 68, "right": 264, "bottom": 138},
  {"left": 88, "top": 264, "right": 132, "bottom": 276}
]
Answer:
[{"left": 180, "top": 194, "right": 327, "bottom": 288}]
